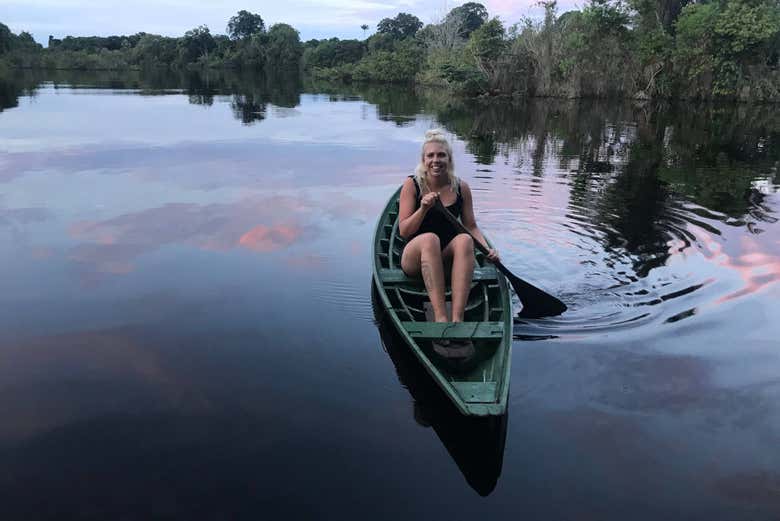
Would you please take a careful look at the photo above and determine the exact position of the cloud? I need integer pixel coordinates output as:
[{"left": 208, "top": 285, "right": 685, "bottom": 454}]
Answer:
[
  {"left": 239, "top": 224, "right": 302, "bottom": 252},
  {"left": 65, "top": 195, "right": 325, "bottom": 281},
  {"left": 60, "top": 185, "right": 386, "bottom": 284}
]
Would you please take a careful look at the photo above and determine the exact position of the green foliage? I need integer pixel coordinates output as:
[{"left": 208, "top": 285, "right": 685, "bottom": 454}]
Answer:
[
  {"left": 50, "top": 34, "right": 143, "bottom": 52},
  {"left": 237, "top": 33, "right": 269, "bottom": 69},
  {"left": 565, "top": 0, "right": 638, "bottom": 96},
  {"left": 714, "top": 0, "right": 780, "bottom": 56},
  {"left": 1, "top": 22, "right": 43, "bottom": 57},
  {"left": 377, "top": 13, "right": 423, "bottom": 39},
  {"left": 264, "top": 23, "right": 302, "bottom": 69},
  {"left": 2, "top": 0, "right": 780, "bottom": 102},
  {"left": 302, "top": 38, "right": 365, "bottom": 69},
  {"left": 467, "top": 18, "right": 506, "bottom": 63},
  {"left": 580, "top": 0, "right": 631, "bottom": 37},
  {"left": 0, "top": 23, "right": 42, "bottom": 68},
  {"left": 177, "top": 25, "right": 216, "bottom": 65},
  {"left": 351, "top": 38, "right": 424, "bottom": 83},
  {"left": 367, "top": 32, "right": 396, "bottom": 53},
  {"left": 131, "top": 34, "right": 178, "bottom": 66},
  {"left": 673, "top": 0, "right": 780, "bottom": 98},
  {"left": 40, "top": 49, "right": 132, "bottom": 70},
  {"left": 674, "top": 3, "right": 717, "bottom": 52},
  {"left": 417, "top": 46, "right": 485, "bottom": 94},
  {"left": 0, "top": 23, "right": 12, "bottom": 54},
  {"left": 227, "top": 10, "right": 265, "bottom": 40},
  {"left": 630, "top": 0, "right": 691, "bottom": 32},
  {"left": 637, "top": 28, "right": 672, "bottom": 63},
  {"left": 446, "top": 2, "right": 489, "bottom": 38},
  {"left": 437, "top": 62, "right": 486, "bottom": 95},
  {"left": 465, "top": 18, "right": 509, "bottom": 92},
  {"left": 16, "top": 32, "right": 37, "bottom": 48}
]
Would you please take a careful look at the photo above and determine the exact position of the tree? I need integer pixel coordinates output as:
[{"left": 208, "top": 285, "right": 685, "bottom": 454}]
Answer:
[
  {"left": 468, "top": 17, "right": 506, "bottom": 63},
  {"left": 132, "top": 34, "right": 178, "bottom": 65},
  {"left": 0, "top": 23, "right": 13, "bottom": 54},
  {"left": 377, "top": 12, "right": 423, "bottom": 39},
  {"left": 367, "top": 32, "right": 396, "bottom": 52},
  {"left": 17, "top": 31, "right": 39, "bottom": 49},
  {"left": 446, "top": 2, "right": 488, "bottom": 38},
  {"left": 420, "top": 15, "right": 464, "bottom": 51},
  {"left": 265, "top": 23, "right": 303, "bottom": 68},
  {"left": 227, "top": 10, "right": 265, "bottom": 40},
  {"left": 352, "top": 38, "right": 425, "bottom": 82},
  {"left": 673, "top": 0, "right": 780, "bottom": 97},
  {"left": 303, "top": 38, "right": 365, "bottom": 69},
  {"left": 466, "top": 18, "right": 507, "bottom": 85},
  {"left": 629, "top": 0, "right": 691, "bottom": 33},
  {"left": 178, "top": 25, "right": 216, "bottom": 63}
]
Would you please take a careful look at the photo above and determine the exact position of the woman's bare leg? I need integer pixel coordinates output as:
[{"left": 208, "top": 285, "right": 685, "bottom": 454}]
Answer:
[
  {"left": 442, "top": 233, "right": 474, "bottom": 322},
  {"left": 401, "top": 233, "right": 448, "bottom": 322}
]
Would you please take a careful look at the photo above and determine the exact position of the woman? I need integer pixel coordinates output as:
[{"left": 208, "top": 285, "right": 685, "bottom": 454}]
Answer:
[{"left": 398, "top": 129, "right": 499, "bottom": 358}]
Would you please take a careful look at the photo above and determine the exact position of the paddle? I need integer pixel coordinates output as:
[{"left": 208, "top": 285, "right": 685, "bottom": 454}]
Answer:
[{"left": 434, "top": 199, "right": 567, "bottom": 319}]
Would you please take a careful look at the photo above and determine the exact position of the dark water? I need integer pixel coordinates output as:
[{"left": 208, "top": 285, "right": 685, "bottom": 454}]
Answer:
[{"left": 1, "top": 69, "right": 779, "bottom": 520}]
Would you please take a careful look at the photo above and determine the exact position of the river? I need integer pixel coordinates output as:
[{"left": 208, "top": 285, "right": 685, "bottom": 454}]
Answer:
[{"left": 1, "top": 69, "right": 778, "bottom": 520}]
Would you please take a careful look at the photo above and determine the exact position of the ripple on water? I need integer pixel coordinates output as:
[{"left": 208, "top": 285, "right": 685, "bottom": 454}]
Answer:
[
  {"left": 474, "top": 168, "right": 780, "bottom": 341},
  {"left": 313, "top": 278, "right": 377, "bottom": 323}
]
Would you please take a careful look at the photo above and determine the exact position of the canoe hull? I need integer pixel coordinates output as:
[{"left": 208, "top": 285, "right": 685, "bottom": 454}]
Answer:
[{"left": 372, "top": 186, "right": 512, "bottom": 416}]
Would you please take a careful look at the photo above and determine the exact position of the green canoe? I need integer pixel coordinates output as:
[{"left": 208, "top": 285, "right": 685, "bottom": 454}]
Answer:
[{"left": 372, "top": 186, "right": 513, "bottom": 416}]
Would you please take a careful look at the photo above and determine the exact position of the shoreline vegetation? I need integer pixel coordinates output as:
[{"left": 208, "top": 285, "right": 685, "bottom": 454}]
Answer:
[{"left": 1, "top": 1, "right": 780, "bottom": 102}]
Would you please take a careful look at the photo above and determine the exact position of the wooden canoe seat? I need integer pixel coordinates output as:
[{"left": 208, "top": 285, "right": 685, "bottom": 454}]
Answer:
[
  {"left": 379, "top": 267, "right": 499, "bottom": 285},
  {"left": 400, "top": 321, "right": 504, "bottom": 340}
]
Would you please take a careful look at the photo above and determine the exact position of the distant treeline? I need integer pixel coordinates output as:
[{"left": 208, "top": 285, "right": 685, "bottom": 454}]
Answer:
[
  {"left": 0, "top": 11, "right": 302, "bottom": 73},
  {"left": 2, "top": 1, "right": 780, "bottom": 101}
]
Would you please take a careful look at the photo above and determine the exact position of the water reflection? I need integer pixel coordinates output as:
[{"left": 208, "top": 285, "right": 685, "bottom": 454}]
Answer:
[
  {"left": 414, "top": 96, "right": 780, "bottom": 335},
  {"left": 371, "top": 284, "right": 507, "bottom": 496},
  {"left": 0, "top": 68, "right": 778, "bottom": 520},
  {"left": 1, "top": 69, "right": 777, "bottom": 337},
  {"left": 2, "top": 68, "right": 303, "bottom": 125},
  {"left": 0, "top": 71, "right": 39, "bottom": 112}
]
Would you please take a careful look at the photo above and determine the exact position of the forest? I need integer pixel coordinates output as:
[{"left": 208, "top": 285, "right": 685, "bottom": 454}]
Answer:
[{"left": 1, "top": 1, "right": 779, "bottom": 101}]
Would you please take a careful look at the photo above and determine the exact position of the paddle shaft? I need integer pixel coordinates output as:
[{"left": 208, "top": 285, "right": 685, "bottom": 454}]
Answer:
[
  {"left": 433, "top": 199, "right": 567, "bottom": 318},
  {"left": 432, "top": 199, "right": 512, "bottom": 276}
]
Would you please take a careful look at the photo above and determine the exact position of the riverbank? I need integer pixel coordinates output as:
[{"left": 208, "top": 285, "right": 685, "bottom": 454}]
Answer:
[{"left": 3, "top": 0, "right": 780, "bottom": 104}]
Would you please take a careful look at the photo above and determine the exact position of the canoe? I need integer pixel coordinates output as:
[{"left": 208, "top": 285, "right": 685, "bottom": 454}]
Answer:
[
  {"left": 372, "top": 185, "right": 513, "bottom": 416},
  {"left": 371, "top": 283, "right": 508, "bottom": 494}
]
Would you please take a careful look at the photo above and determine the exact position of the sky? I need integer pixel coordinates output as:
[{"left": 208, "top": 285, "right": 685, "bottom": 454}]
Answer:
[{"left": 0, "top": 0, "right": 579, "bottom": 46}]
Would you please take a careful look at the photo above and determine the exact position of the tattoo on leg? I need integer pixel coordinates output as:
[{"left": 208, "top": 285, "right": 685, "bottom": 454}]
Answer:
[{"left": 421, "top": 260, "right": 434, "bottom": 291}]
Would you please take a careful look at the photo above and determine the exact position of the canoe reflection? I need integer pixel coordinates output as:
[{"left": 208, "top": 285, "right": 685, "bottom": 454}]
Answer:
[{"left": 371, "top": 282, "right": 508, "bottom": 496}]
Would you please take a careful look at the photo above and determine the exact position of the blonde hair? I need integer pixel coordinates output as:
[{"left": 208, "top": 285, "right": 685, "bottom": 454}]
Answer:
[{"left": 413, "top": 128, "right": 458, "bottom": 195}]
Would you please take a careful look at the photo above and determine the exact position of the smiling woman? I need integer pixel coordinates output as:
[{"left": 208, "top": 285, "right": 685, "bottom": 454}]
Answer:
[{"left": 397, "top": 129, "right": 500, "bottom": 358}]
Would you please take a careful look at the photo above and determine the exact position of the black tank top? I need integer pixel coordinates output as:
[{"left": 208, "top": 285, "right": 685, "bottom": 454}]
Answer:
[{"left": 409, "top": 175, "right": 463, "bottom": 248}]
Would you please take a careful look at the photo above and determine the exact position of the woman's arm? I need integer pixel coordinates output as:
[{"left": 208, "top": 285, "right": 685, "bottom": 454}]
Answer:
[
  {"left": 460, "top": 181, "right": 499, "bottom": 262},
  {"left": 398, "top": 177, "right": 438, "bottom": 240}
]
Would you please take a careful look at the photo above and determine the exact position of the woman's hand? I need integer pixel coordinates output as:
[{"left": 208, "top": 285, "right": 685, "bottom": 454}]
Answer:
[
  {"left": 420, "top": 191, "right": 439, "bottom": 211},
  {"left": 486, "top": 248, "right": 500, "bottom": 263}
]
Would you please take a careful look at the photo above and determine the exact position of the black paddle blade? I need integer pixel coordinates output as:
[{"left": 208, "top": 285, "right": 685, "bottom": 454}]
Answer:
[{"left": 496, "top": 261, "right": 568, "bottom": 319}]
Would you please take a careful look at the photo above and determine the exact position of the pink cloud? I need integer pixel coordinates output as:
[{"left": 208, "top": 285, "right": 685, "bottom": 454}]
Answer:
[
  {"left": 239, "top": 224, "right": 302, "bottom": 252},
  {"left": 692, "top": 226, "right": 780, "bottom": 305},
  {"left": 63, "top": 195, "right": 330, "bottom": 282}
]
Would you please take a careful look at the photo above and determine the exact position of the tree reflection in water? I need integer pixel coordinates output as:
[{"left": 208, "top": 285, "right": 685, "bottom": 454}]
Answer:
[{"left": 1, "top": 68, "right": 776, "bottom": 297}]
